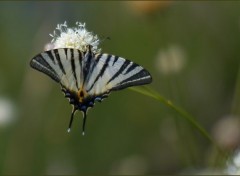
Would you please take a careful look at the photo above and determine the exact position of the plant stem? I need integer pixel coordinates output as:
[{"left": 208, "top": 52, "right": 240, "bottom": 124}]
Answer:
[
  {"left": 231, "top": 63, "right": 240, "bottom": 115},
  {"left": 129, "top": 86, "right": 226, "bottom": 159}
]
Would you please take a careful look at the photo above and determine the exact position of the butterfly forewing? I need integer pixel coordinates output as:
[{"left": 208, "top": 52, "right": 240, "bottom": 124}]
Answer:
[
  {"left": 30, "top": 51, "right": 61, "bottom": 82},
  {"left": 30, "top": 48, "right": 84, "bottom": 92},
  {"left": 85, "top": 53, "right": 152, "bottom": 95}
]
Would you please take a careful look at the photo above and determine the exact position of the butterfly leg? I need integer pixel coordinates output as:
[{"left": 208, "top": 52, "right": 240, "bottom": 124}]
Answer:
[{"left": 68, "top": 106, "right": 76, "bottom": 133}]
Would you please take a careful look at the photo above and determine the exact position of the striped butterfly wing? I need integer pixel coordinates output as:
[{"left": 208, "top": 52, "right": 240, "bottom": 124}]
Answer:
[
  {"left": 30, "top": 47, "right": 152, "bottom": 134},
  {"left": 30, "top": 48, "right": 90, "bottom": 134},
  {"left": 85, "top": 53, "right": 152, "bottom": 96},
  {"left": 30, "top": 48, "right": 83, "bottom": 92}
]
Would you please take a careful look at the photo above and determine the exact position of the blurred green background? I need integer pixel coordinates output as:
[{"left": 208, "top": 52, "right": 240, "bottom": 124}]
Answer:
[{"left": 0, "top": 1, "right": 240, "bottom": 174}]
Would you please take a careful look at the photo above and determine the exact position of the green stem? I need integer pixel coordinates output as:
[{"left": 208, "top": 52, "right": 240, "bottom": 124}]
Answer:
[
  {"left": 129, "top": 86, "right": 226, "bottom": 158},
  {"left": 231, "top": 63, "right": 240, "bottom": 115}
]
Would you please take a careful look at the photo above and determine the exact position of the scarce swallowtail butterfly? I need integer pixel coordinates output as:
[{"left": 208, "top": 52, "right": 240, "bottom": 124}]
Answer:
[{"left": 30, "top": 46, "right": 152, "bottom": 135}]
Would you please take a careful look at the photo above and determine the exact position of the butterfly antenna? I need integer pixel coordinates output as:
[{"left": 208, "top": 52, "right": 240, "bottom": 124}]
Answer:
[
  {"left": 68, "top": 107, "right": 76, "bottom": 133},
  {"left": 100, "top": 36, "right": 111, "bottom": 44},
  {"left": 82, "top": 111, "right": 87, "bottom": 136}
]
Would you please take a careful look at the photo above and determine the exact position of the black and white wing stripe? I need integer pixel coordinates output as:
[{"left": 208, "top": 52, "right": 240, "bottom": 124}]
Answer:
[
  {"left": 85, "top": 53, "right": 152, "bottom": 95},
  {"left": 30, "top": 48, "right": 152, "bottom": 95},
  {"left": 30, "top": 47, "right": 152, "bottom": 134},
  {"left": 30, "top": 48, "right": 83, "bottom": 92}
]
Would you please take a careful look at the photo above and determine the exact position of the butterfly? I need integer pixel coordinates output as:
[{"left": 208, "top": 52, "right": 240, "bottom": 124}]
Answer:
[{"left": 30, "top": 46, "right": 152, "bottom": 135}]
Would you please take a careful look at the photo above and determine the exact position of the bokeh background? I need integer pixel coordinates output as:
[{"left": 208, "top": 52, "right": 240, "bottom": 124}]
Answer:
[{"left": 0, "top": 1, "right": 240, "bottom": 174}]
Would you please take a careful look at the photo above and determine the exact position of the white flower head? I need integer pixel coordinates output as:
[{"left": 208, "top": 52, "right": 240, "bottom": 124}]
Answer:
[
  {"left": 226, "top": 150, "right": 240, "bottom": 175},
  {"left": 0, "top": 98, "right": 16, "bottom": 127},
  {"left": 155, "top": 45, "right": 186, "bottom": 75},
  {"left": 49, "top": 21, "right": 101, "bottom": 53},
  {"left": 110, "top": 155, "right": 148, "bottom": 175}
]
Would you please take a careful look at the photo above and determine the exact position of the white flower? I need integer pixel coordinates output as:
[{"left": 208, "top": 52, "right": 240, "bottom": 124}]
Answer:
[
  {"left": 44, "top": 42, "right": 55, "bottom": 51},
  {"left": 49, "top": 21, "right": 101, "bottom": 53},
  {"left": 226, "top": 150, "right": 240, "bottom": 175},
  {"left": 110, "top": 155, "right": 148, "bottom": 175},
  {"left": 212, "top": 115, "right": 240, "bottom": 150},
  {"left": 0, "top": 98, "right": 15, "bottom": 127},
  {"left": 155, "top": 45, "right": 186, "bottom": 75}
]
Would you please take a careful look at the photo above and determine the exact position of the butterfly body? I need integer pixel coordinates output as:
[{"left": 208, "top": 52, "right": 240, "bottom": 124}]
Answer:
[{"left": 30, "top": 46, "right": 152, "bottom": 134}]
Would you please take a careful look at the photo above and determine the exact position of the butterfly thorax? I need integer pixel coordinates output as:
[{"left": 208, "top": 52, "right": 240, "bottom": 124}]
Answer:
[
  {"left": 77, "top": 88, "right": 87, "bottom": 103},
  {"left": 61, "top": 85, "right": 109, "bottom": 112},
  {"left": 61, "top": 87, "right": 89, "bottom": 111}
]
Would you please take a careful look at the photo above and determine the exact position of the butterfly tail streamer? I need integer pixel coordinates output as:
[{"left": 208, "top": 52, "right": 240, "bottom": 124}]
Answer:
[
  {"left": 129, "top": 86, "right": 227, "bottom": 158},
  {"left": 68, "top": 107, "right": 77, "bottom": 133},
  {"left": 82, "top": 111, "right": 87, "bottom": 136}
]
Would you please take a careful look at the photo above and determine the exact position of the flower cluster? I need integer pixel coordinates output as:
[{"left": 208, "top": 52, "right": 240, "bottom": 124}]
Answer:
[
  {"left": 226, "top": 150, "right": 240, "bottom": 175},
  {"left": 49, "top": 21, "right": 101, "bottom": 53},
  {"left": 155, "top": 45, "right": 186, "bottom": 75},
  {"left": 0, "top": 98, "right": 15, "bottom": 127}
]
